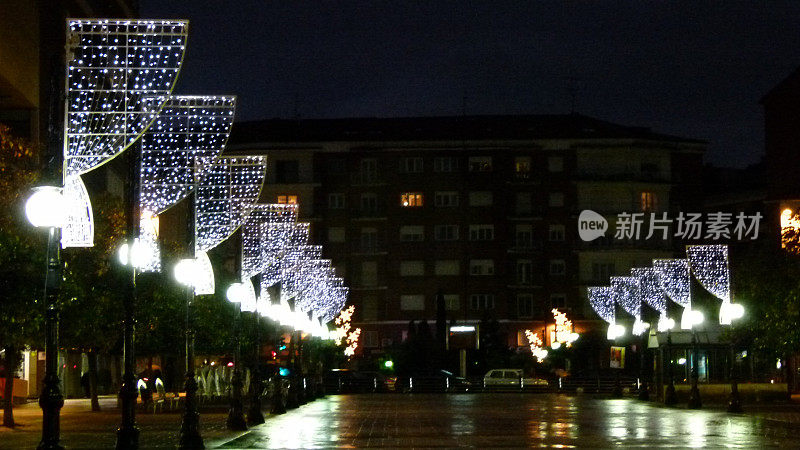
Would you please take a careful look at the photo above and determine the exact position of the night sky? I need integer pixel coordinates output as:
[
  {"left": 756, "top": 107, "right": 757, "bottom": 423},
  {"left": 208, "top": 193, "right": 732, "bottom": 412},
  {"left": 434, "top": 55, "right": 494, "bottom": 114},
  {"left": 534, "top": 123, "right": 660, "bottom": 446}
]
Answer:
[{"left": 140, "top": 1, "right": 800, "bottom": 168}]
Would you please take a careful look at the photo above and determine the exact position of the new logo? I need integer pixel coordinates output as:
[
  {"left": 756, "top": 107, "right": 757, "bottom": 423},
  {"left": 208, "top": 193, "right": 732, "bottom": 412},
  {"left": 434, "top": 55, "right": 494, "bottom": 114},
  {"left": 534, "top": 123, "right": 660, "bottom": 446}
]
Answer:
[{"left": 578, "top": 210, "right": 608, "bottom": 241}]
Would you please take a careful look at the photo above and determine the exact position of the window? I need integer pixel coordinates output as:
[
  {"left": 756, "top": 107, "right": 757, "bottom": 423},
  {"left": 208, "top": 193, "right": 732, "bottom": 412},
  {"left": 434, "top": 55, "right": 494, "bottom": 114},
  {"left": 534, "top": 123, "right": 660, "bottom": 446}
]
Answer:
[
  {"left": 549, "top": 192, "right": 564, "bottom": 207},
  {"left": 434, "top": 224, "right": 459, "bottom": 241},
  {"left": 399, "top": 157, "right": 423, "bottom": 173},
  {"left": 400, "top": 261, "right": 425, "bottom": 276},
  {"left": 362, "top": 295, "right": 379, "bottom": 321},
  {"left": 549, "top": 259, "right": 566, "bottom": 276},
  {"left": 434, "top": 191, "right": 459, "bottom": 207},
  {"left": 468, "top": 156, "right": 492, "bottom": 172},
  {"left": 469, "top": 191, "right": 493, "bottom": 206},
  {"left": 434, "top": 157, "right": 458, "bottom": 172},
  {"left": 469, "top": 224, "right": 494, "bottom": 241},
  {"left": 277, "top": 195, "right": 298, "bottom": 204},
  {"left": 548, "top": 156, "right": 563, "bottom": 172},
  {"left": 548, "top": 224, "right": 565, "bottom": 242},
  {"left": 469, "top": 259, "right": 495, "bottom": 276},
  {"left": 640, "top": 191, "right": 657, "bottom": 212},
  {"left": 360, "top": 193, "right": 377, "bottom": 212},
  {"left": 401, "top": 192, "right": 424, "bottom": 207},
  {"left": 327, "top": 158, "right": 346, "bottom": 174},
  {"left": 516, "top": 260, "right": 532, "bottom": 285},
  {"left": 470, "top": 294, "right": 495, "bottom": 310},
  {"left": 275, "top": 160, "right": 299, "bottom": 183},
  {"left": 361, "top": 261, "right": 378, "bottom": 286},
  {"left": 360, "top": 158, "right": 377, "bottom": 183},
  {"left": 400, "top": 295, "right": 425, "bottom": 311},
  {"left": 399, "top": 225, "right": 424, "bottom": 242},
  {"left": 517, "top": 294, "right": 534, "bottom": 318},
  {"left": 360, "top": 228, "right": 378, "bottom": 252},
  {"left": 515, "top": 193, "right": 532, "bottom": 215},
  {"left": 434, "top": 260, "right": 460, "bottom": 276},
  {"left": 515, "top": 224, "right": 533, "bottom": 248},
  {"left": 444, "top": 294, "right": 460, "bottom": 311},
  {"left": 328, "top": 193, "right": 345, "bottom": 209},
  {"left": 327, "top": 227, "right": 345, "bottom": 243},
  {"left": 363, "top": 330, "right": 379, "bottom": 348},
  {"left": 550, "top": 293, "right": 566, "bottom": 309},
  {"left": 514, "top": 157, "right": 531, "bottom": 179},
  {"left": 592, "top": 262, "right": 615, "bottom": 282}
]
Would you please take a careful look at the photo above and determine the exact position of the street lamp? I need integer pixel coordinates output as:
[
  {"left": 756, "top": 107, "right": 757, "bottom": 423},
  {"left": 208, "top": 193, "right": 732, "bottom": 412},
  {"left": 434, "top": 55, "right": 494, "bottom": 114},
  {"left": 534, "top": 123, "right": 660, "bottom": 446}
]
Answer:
[
  {"left": 26, "top": 187, "right": 65, "bottom": 450},
  {"left": 720, "top": 302, "right": 745, "bottom": 413},
  {"left": 224, "top": 283, "right": 249, "bottom": 431},
  {"left": 686, "top": 308, "right": 704, "bottom": 409},
  {"left": 607, "top": 323, "right": 626, "bottom": 398},
  {"left": 174, "top": 258, "right": 204, "bottom": 449}
]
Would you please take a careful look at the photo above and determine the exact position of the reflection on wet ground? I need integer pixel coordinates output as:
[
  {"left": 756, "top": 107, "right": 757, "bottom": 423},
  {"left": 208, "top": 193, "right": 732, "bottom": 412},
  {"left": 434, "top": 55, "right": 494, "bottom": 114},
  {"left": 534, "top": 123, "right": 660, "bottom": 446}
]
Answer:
[{"left": 213, "top": 393, "right": 797, "bottom": 448}]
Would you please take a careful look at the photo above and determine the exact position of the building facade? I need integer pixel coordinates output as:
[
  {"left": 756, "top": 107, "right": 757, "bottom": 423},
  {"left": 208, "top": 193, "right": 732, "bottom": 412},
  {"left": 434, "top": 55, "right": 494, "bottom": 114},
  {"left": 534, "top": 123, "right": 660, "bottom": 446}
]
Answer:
[{"left": 227, "top": 114, "right": 704, "bottom": 358}]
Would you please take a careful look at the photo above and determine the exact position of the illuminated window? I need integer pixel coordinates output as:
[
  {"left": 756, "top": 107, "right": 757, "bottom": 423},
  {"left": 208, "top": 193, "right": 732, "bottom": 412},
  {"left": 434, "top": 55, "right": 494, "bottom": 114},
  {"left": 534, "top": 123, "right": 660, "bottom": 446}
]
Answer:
[
  {"left": 401, "top": 192, "right": 424, "bottom": 207},
  {"left": 277, "top": 195, "right": 297, "bottom": 204},
  {"left": 514, "top": 157, "right": 531, "bottom": 179},
  {"left": 640, "top": 191, "right": 657, "bottom": 212},
  {"left": 469, "top": 156, "right": 492, "bottom": 172}
]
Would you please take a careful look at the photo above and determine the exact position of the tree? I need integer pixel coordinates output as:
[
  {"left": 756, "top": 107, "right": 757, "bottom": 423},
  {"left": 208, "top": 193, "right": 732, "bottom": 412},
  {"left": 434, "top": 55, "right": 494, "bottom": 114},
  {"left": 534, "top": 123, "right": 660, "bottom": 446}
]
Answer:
[{"left": 0, "top": 125, "right": 45, "bottom": 427}]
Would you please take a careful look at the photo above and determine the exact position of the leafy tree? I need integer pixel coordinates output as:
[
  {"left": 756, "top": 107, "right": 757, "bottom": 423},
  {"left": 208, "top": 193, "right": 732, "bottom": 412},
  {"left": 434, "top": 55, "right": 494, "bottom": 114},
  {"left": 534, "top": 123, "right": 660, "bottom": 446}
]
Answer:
[{"left": 0, "top": 124, "right": 45, "bottom": 427}]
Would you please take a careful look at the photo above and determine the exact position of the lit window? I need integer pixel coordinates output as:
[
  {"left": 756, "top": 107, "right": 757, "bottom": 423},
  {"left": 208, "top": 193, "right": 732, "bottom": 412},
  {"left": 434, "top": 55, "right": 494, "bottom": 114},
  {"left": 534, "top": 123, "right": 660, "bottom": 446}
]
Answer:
[
  {"left": 434, "top": 224, "right": 459, "bottom": 241},
  {"left": 399, "top": 225, "right": 424, "bottom": 242},
  {"left": 434, "top": 191, "right": 459, "bottom": 207},
  {"left": 469, "top": 156, "right": 492, "bottom": 172},
  {"left": 515, "top": 157, "right": 531, "bottom": 179},
  {"left": 469, "top": 224, "right": 494, "bottom": 241},
  {"left": 399, "top": 157, "right": 423, "bottom": 173},
  {"left": 401, "top": 192, "right": 424, "bottom": 207},
  {"left": 277, "top": 195, "right": 298, "bottom": 204},
  {"left": 469, "top": 259, "right": 494, "bottom": 276},
  {"left": 640, "top": 191, "right": 657, "bottom": 212}
]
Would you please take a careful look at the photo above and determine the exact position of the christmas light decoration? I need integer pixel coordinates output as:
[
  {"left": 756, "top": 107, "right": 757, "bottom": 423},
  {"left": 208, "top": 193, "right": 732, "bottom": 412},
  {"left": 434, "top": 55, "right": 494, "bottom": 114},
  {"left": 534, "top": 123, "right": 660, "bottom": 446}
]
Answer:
[
  {"left": 686, "top": 245, "right": 731, "bottom": 303},
  {"left": 551, "top": 309, "right": 579, "bottom": 347},
  {"left": 610, "top": 276, "right": 649, "bottom": 336},
  {"left": 241, "top": 204, "right": 298, "bottom": 280},
  {"left": 653, "top": 258, "right": 696, "bottom": 329},
  {"left": 524, "top": 330, "right": 548, "bottom": 362},
  {"left": 333, "top": 305, "right": 361, "bottom": 358},
  {"left": 587, "top": 286, "right": 615, "bottom": 324},
  {"left": 63, "top": 19, "right": 188, "bottom": 247},
  {"left": 631, "top": 267, "right": 666, "bottom": 315},
  {"left": 194, "top": 155, "right": 266, "bottom": 254},
  {"left": 137, "top": 96, "right": 236, "bottom": 271}
]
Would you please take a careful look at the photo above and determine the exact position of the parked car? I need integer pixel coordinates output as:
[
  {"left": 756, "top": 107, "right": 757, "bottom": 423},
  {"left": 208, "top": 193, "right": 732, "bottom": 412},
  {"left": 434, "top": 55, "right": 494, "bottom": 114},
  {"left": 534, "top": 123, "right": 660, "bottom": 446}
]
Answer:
[
  {"left": 398, "top": 370, "right": 472, "bottom": 393},
  {"left": 483, "top": 369, "right": 549, "bottom": 390}
]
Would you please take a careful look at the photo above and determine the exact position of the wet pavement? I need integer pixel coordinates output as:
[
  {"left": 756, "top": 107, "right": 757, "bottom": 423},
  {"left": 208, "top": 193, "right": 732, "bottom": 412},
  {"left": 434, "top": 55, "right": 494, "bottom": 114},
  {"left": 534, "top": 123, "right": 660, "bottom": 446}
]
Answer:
[{"left": 213, "top": 394, "right": 799, "bottom": 449}]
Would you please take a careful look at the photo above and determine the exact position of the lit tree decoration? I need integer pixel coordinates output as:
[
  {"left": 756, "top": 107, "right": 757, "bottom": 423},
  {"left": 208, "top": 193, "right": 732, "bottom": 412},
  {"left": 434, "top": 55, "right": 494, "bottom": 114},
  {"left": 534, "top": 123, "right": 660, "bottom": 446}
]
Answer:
[
  {"left": 653, "top": 258, "right": 698, "bottom": 329},
  {"left": 524, "top": 330, "right": 548, "bottom": 362},
  {"left": 333, "top": 305, "right": 361, "bottom": 358},
  {"left": 551, "top": 308, "right": 579, "bottom": 347},
  {"left": 62, "top": 19, "right": 188, "bottom": 247},
  {"left": 137, "top": 95, "right": 236, "bottom": 271}
]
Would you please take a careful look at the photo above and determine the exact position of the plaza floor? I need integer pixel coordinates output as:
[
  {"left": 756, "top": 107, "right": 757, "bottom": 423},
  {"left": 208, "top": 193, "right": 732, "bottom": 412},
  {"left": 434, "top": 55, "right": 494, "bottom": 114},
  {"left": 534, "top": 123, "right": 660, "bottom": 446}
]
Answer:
[{"left": 2, "top": 393, "right": 800, "bottom": 448}]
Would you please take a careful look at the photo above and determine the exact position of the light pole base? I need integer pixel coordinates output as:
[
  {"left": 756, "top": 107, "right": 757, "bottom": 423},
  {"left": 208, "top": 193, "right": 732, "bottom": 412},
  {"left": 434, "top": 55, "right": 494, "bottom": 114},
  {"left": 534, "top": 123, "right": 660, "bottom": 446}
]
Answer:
[
  {"left": 664, "top": 383, "right": 678, "bottom": 405},
  {"left": 637, "top": 385, "right": 650, "bottom": 401},
  {"left": 115, "top": 426, "right": 140, "bottom": 450},
  {"left": 727, "top": 396, "right": 743, "bottom": 413},
  {"left": 226, "top": 408, "right": 248, "bottom": 431},
  {"left": 688, "top": 387, "right": 702, "bottom": 409}
]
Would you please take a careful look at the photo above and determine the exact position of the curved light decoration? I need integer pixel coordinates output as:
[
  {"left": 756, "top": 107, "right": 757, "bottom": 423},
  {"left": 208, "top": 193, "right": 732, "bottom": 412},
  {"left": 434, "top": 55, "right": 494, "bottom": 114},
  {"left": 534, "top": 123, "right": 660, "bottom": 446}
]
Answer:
[
  {"left": 193, "top": 251, "right": 215, "bottom": 295},
  {"left": 194, "top": 156, "right": 266, "bottom": 253},
  {"left": 64, "top": 19, "right": 188, "bottom": 177},
  {"left": 239, "top": 278, "right": 258, "bottom": 313},
  {"left": 686, "top": 244, "right": 730, "bottom": 303},
  {"left": 610, "top": 276, "right": 649, "bottom": 335},
  {"left": 62, "top": 19, "right": 188, "bottom": 248},
  {"left": 587, "top": 286, "right": 615, "bottom": 324},
  {"left": 137, "top": 95, "right": 236, "bottom": 271},
  {"left": 653, "top": 258, "right": 696, "bottom": 329},
  {"left": 61, "top": 175, "right": 94, "bottom": 247},
  {"left": 242, "top": 204, "right": 298, "bottom": 280},
  {"left": 631, "top": 267, "right": 666, "bottom": 315}
]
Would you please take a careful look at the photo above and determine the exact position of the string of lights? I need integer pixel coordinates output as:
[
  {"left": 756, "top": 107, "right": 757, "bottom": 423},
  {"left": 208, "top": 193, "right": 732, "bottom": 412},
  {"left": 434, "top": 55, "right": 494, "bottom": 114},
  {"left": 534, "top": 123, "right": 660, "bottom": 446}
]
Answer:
[{"left": 686, "top": 244, "right": 730, "bottom": 303}]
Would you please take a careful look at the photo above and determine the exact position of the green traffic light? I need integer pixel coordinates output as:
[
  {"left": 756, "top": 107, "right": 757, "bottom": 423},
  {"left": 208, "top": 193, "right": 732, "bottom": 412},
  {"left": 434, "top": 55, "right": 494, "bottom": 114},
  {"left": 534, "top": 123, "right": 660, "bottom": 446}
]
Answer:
[{"left": 384, "top": 360, "right": 394, "bottom": 368}]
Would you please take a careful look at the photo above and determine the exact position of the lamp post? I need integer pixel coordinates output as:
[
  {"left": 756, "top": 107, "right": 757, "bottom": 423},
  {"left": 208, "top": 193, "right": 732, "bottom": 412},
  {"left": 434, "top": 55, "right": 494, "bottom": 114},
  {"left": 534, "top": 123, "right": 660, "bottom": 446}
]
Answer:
[
  {"left": 686, "top": 309, "right": 704, "bottom": 409},
  {"left": 607, "top": 323, "right": 625, "bottom": 398},
  {"left": 175, "top": 258, "right": 204, "bottom": 449},
  {"left": 721, "top": 302, "right": 745, "bottom": 413},
  {"left": 663, "top": 329, "right": 678, "bottom": 405},
  {"left": 26, "top": 187, "right": 65, "bottom": 450},
  {"left": 224, "top": 284, "right": 248, "bottom": 431},
  {"left": 246, "top": 309, "right": 265, "bottom": 426}
]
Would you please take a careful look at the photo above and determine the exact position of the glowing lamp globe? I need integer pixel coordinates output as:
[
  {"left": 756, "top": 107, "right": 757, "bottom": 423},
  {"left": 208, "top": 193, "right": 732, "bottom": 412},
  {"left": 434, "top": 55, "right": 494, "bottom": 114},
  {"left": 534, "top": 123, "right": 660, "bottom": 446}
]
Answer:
[
  {"left": 551, "top": 341, "right": 562, "bottom": 350},
  {"left": 174, "top": 259, "right": 197, "bottom": 287},
  {"left": 25, "top": 186, "right": 65, "bottom": 228},
  {"left": 226, "top": 283, "right": 245, "bottom": 303},
  {"left": 117, "top": 240, "right": 155, "bottom": 269}
]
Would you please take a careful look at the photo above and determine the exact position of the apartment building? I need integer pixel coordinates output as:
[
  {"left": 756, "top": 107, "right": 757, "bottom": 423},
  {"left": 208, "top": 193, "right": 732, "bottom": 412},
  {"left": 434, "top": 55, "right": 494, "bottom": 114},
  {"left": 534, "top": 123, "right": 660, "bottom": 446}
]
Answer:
[{"left": 227, "top": 114, "right": 704, "bottom": 353}]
